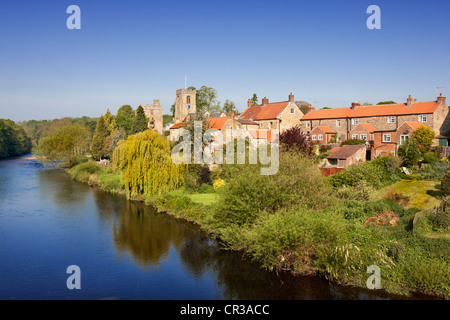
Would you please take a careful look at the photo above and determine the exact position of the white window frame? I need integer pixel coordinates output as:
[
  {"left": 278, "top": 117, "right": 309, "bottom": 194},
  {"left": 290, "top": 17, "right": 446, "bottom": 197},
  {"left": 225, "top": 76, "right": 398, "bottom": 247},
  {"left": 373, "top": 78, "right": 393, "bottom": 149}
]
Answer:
[
  {"left": 400, "top": 135, "right": 409, "bottom": 144},
  {"left": 312, "top": 135, "right": 317, "bottom": 141},
  {"left": 388, "top": 116, "right": 396, "bottom": 124},
  {"left": 383, "top": 134, "right": 391, "bottom": 142},
  {"left": 290, "top": 108, "right": 295, "bottom": 114},
  {"left": 336, "top": 119, "right": 341, "bottom": 127},
  {"left": 318, "top": 134, "right": 323, "bottom": 141},
  {"left": 306, "top": 122, "right": 310, "bottom": 128},
  {"left": 352, "top": 118, "right": 359, "bottom": 125},
  {"left": 352, "top": 134, "right": 358, "bottom": 139},
  {"left": 419, "top": 114, "right": 427, "bottom": 122},
  {"left": 360, "top": 134, "right": 367, "bottom": 140}
]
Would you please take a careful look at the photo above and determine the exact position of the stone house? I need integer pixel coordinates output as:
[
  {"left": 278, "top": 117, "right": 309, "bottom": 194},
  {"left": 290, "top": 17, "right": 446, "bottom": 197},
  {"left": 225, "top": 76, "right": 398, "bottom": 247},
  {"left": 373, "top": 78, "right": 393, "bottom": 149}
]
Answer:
[
  {"left": 142, "top": 100, "right": 163, "bottom": 135},
  {"left": 301, "top": 94, "right": 448, "bottom": 147},
  {"left": 239, "top": 93, "right": 304, "bottom": 135}
]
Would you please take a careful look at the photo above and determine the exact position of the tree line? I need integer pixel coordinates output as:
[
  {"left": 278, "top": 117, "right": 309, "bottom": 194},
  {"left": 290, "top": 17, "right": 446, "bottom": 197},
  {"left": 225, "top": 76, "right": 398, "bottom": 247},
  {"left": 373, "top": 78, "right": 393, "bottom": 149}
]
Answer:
[{"left": 0, "top": 119, "right": 33, "bottom": 159}]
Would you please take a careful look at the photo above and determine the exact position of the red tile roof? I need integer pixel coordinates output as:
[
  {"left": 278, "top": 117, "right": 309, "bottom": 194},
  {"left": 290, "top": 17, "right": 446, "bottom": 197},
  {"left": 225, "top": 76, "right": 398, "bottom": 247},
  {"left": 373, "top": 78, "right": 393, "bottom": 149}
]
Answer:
[
  {"left": 302, "top": 101, "right": 441, "bottom": 120},
  {"left": 236, "top": 119, "right": 259, "bottom": 125},
  {"left": 170, "top": 122, "right": 188, "bottom": 129},
  {"left": 358, "top": 123, "right": 377, "bottom": 133},
  {"left": 315, "top": 125, "right": 336, "bottom": 134},
  {"left": 240, "top": 102, "right": 289, "bottom": 120},
  {"left": 403, "top": 122, "right": 425, "bottom": 130},
  {"left": 248, "top": 130, "right": 276, "bottom": 142},
  {"left": 207, "top": 117, "right": 231, "bottom": 130}
]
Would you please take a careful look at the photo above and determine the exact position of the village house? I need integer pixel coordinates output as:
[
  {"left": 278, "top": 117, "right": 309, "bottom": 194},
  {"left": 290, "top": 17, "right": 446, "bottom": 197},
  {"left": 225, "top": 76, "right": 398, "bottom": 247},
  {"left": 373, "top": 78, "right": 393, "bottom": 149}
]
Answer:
[
  {"left": 301, "top": 94, "right": 449, "bottom": 158},
  {"left": 310, "top": 125, "right": 337, "bottom": 144},
  {"left": 324, "top": 144, "right": 367, "bottom": 168},
  {"left": 239, "top": 93, "right": 304, "bottom": 135}
]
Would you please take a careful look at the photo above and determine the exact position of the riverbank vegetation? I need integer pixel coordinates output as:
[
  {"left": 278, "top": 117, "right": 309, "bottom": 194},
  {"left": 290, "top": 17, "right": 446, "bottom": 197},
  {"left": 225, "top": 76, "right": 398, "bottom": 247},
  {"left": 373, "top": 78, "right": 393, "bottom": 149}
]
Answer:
[{"left": 0, "top": 119, "right": 32, "bottom": 159}]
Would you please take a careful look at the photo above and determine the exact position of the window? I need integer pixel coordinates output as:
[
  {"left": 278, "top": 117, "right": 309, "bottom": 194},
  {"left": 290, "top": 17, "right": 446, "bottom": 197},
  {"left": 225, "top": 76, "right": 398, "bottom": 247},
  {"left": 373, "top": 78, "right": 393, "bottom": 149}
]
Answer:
[
  {"left": 352, "top": 134, "right": 358, "bottom": 139},
  {"left": 336, "top": 119, "right": 341, "bottom": 127},
  {"left": 318, "top": 135, "right": 323, "bottom": 141},
  {"left": 306, "top": 122, "right": 310, "bottom": 128},
  {"left": 388, "top": 116, "right": 396, "bottom": 124},
  {"left": 383, "top": 134, "right": 391, "bottom": 142},
  {"left": 290, "top": 108, "right": 295, "bottom": 114},
  {"left": 312, "top": 135, "right": 317, "bottom": 141},
  {"left": 419, "top": 114, "right": 427, "bottom": 122},
  {"left": 352, "top": 118, "right": 359, "bottom": 125},
  {"left": 269, "top": 121, "right": 273, "bottom": 129},
  {"left": 186, "top": 96, "right": 190, "bottom": 104},
  {"left": 400, "top": 135, "right": 409, "bottom": 144},
  {"left": 360, "top": 134, "right": 367, "bottom": 141}
]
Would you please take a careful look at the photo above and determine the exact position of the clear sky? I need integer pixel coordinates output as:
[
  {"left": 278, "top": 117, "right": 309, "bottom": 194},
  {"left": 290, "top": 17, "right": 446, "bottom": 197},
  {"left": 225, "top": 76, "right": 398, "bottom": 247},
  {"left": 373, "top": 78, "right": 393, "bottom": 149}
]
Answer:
[{"left": 0, "top": 0, "right": 449, "bottom": 122}]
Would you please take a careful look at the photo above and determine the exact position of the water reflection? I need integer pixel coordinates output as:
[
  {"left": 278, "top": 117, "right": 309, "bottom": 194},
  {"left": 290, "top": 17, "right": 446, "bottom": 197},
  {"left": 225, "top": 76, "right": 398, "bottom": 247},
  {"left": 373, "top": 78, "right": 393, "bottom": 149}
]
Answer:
[{"left": 113, "top": 201, "right": 187, "bottom": 269}]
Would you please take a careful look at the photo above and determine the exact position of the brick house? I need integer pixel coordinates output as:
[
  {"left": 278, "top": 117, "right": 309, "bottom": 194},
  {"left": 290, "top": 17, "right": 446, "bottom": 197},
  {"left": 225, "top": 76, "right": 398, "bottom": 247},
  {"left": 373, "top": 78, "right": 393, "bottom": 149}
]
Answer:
[
  {"left": 349, "top": 123, "right": 377, "bottom": 142},
  {"left": 324, "top": 144, "right": 367, "bottom": 168},
  {"left": 310, "top": 126, "right": 336, "bottom": 144},
  {"left": 239, "top": 93, "right": 304, "bottom": 135},
  {"left": 301, "top": 94, "right": 448, "bottom": 147}
]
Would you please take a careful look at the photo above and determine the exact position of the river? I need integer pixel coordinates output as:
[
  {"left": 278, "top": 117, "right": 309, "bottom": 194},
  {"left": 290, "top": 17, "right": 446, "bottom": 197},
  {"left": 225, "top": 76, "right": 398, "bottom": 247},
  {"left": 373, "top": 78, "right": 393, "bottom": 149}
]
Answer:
[{"left": 0, "top": 155, "right": 420, "bottom": 300}]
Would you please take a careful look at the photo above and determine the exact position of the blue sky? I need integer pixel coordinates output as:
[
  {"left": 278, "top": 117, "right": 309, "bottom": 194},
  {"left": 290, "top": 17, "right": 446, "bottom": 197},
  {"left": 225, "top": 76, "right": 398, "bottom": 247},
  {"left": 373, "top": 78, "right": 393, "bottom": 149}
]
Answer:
[{"left": 0, "top": 0, "right": 449, "bottom": 121}]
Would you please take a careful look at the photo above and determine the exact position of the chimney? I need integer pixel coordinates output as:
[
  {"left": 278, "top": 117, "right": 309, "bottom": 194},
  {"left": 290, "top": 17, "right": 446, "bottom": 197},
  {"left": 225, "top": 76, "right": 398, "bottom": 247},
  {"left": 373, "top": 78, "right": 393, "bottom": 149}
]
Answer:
[
  {"left": 262, "top": 97, "right": 269, "bottom": 106},
  {"left": 247, "top": 99, "right": 252, "bottom": 108},
  {"left": 308, "top": 105, "right": 315, "bottom": 113},
  {"left": 406, "top": 95, "right": 416, "bottom": 107},
  {"left": 437, "top": 93, "right": 446, "bottom": 105},
  {"left": 350, "top": 101, "right": 361, "bottom": 110},
  {"left": 289, "top": 93, "right": 294, "bottom": 102}
]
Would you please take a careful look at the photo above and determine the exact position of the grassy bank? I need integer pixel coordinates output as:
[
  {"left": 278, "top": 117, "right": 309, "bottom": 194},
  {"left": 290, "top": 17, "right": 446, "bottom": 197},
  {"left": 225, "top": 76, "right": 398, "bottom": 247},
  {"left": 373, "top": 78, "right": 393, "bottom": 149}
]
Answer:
[{"left": 67, "top": 159, "right": 450, "bottom": 299}]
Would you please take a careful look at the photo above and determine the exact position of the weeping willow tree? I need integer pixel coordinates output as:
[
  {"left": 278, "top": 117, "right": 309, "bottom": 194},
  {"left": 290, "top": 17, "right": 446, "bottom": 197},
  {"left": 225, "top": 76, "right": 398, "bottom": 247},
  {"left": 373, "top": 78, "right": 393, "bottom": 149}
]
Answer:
[{"left": 113, "top": 129, "right": 184, "bottom": 199}]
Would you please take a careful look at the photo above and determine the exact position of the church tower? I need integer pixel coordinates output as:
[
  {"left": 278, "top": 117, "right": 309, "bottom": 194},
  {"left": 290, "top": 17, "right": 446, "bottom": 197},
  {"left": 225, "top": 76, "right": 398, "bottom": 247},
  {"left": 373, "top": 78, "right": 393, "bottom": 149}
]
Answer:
[{"left": 174, "top": 88, "right": 196, "bottom": 124}]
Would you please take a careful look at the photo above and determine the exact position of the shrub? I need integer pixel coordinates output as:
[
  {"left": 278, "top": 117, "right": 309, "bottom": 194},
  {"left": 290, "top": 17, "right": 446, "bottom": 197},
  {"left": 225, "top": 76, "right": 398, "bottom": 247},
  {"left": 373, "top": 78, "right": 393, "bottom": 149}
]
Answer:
[
  {"left": 214, "top": 152, "right": 335, "bottom": 226},
  {"left": 420, "top": 162, "right": 449, "bottom": 180},
  {"left": 335, "top": 180, "right": 375, "bottom": 201},
  {"left": 68, "top": 161, "right": 103, "bottom": 183},
  {"left": 341, "top": 139, "right": 366, "bottom": 146},
  {"left": 213, "top": 178, "right": 226, "bottom": 190},
  {"left": 441, "top": 169, "right": 450, "bottom": 196}
]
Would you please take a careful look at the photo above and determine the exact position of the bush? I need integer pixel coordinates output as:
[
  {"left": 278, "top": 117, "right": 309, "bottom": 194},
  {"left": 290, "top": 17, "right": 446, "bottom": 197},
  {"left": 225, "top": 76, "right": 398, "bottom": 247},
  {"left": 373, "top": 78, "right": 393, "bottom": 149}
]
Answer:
[
  {"left": 224, "top": 207, "right": 348, "bottom": 271},
  {"left": 419, "top": 162, "right": 449, "bottom": 180},
  {"left": 335, "top": 180, "right": 375, "bottom": 201},
  {"left": 214, "top": 152, "right": 335, "bottom": 226},
  {"left": 68, "top": 161, "right": 103, "bottom": 183},
  {"left": 441, "top": 169, "right": 450, "bottom": 196}
]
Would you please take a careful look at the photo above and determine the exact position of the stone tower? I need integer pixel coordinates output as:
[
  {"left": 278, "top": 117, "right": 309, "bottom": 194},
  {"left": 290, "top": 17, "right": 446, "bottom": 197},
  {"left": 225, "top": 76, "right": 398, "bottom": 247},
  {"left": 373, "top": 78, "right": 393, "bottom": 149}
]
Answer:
[
  {"left": 174, "top": 88, "right": 196, "bottom": 124},
  {"left": 142, "top": 99, "right": 163, "bottom": 135}
]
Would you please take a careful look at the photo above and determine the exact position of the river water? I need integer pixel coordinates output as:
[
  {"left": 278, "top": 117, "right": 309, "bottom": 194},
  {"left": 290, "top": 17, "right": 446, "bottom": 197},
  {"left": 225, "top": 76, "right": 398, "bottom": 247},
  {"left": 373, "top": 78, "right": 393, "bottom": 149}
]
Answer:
[{"left": 0, "top": 156, "right": 420, "bottom": 300}]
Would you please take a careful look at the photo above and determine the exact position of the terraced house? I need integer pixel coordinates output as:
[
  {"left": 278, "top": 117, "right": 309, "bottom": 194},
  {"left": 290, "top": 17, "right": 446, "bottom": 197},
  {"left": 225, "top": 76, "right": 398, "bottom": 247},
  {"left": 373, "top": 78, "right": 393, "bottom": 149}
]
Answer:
[{"left": 301, "top": 94, "right": 449, "bottom": 158}]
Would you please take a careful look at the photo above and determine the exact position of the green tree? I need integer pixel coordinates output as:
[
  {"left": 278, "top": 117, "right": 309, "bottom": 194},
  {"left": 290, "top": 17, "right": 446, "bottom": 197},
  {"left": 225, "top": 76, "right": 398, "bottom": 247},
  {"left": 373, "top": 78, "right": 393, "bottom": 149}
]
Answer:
[
  {"left": 197, "top": 86, "right": 221, "bottom": 113},
  {"left": 0, "top": 119, "right": 32, "bottom": 158},
  {"left": 131, "top": 105, "right": 149, "bottom": 134},
  {"left": 377, "top": 101, "right": 397, "bottom": 105},
  {"left": 91, "top": 116, "right": 109, "bottom": 160},
  {"left": 103, "top": 109, "right": 117, "bottom": 135},
  {"left": 37, "top": 124, "right": 91, "bottom": 167},
  {"left": 412, "top": 125, "right": 436, "bottom": 153},
  {"left": 398, "top": 138, "right": 421, "bottom": 167},
  {"left": 251, "top": 93, "right": 258, "bottom": 106},
  {"left": 115, "top": 105, "right": 135, "bottom": 134},
  {"left": 112, "top": 129, "right": 184, "bottom": 199},
  {"left": 223, "top": 99, "right": 237, "bottom": 114}
]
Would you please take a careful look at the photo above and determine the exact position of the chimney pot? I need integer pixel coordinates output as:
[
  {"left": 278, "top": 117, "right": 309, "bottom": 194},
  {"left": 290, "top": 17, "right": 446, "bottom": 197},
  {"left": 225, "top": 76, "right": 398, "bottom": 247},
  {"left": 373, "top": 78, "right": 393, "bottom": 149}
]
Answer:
[
  {"left": 262, "top": 97, "right": 269, "bottom": 106},
  {"left": 407, "top": 95, "right": 416, "bottom": 107},
  {"left": 437, "top": 93, "right": 446, "bottom": 105},
  {"left": 289, "top": 93, "right": 294, "bottom": 102}
]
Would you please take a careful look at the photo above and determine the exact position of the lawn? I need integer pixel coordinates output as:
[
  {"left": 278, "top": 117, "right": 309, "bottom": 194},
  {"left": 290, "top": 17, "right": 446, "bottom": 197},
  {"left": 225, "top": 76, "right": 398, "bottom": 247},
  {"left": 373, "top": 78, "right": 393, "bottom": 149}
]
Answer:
[
  {"left": 187, "top": 193, "right": 219, "bottom": 206},
  {"left": 373, "top": 179, "right": 442, "bottom": 210}
]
